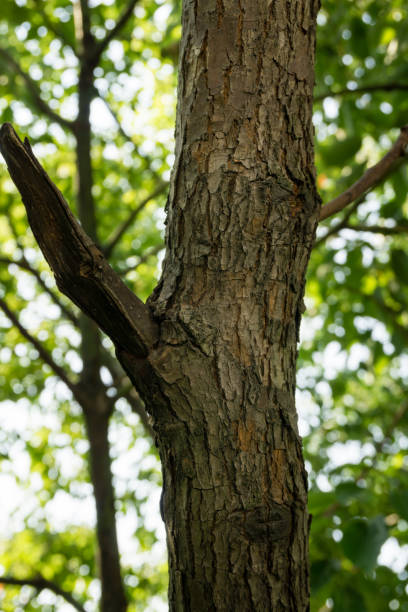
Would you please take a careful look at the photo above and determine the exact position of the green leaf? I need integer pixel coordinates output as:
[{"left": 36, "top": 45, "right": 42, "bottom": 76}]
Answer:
[
  {"left": 341, "top": 516, "right": 388, "bottom": 571},
  {"left": 310, "top": 558, "right": 339, "bottom": 592},
  {"left": 334, "top": 481, "right": 366, "bottom": 504},
  {"left": 322, "top": 135, "right": 362, "bottom": 166},
  {"left": 332, "top": 586, "right": 367, "bottom": 612},
  {"left": 390, "top": 489, "right": 408, "bottom": 521},
  {"left": 391, "top": 249, "right": 408, "bottom": 285}
]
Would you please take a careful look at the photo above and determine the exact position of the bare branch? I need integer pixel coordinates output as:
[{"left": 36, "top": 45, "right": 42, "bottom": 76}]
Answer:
[
  {"left": 0, "top": 295, "right": 79, "bottom": 398},
  {"left": 0, "top": 575, "right": 87, "bottom": 612},
  {"left": 320, "top": 126, "right": 408, "bottom": 221},
  {"left": 101, "top": 349, "right": 154, "bottom": 436},
  {"left": 99, "top": 94, "right": 135, "bottom": 143},
  {"left": 117, "top": 243, "right": 164, "bottom": 277},
  {"left": 90, "top": 0, "right": 139, "bottom": 66},
  {"left": 32, "top": 0, "right": 73, "bottom": 49},
  {"left": 342, "top": 223, "right": 408, "bottom": 235},
  {"left": 111, "top": 383, "right": 154, "bottom": 437},
  {"left": 0, "top": 255, "right": 79, "bottom": 326},
  {"left": 315, "top": 81, "right": 408, "bottom": 103},
  {"left": 103, "top": 185, "right": 167, "bottom": 258},
  {"left": 314, "top": 199, "right": 362, "bottom": 247},
  {"left": 0, "top": 123, "right": 158, "bottom": 358},
  {"left": 321, "top": 400, "right": 408, "bottom": 519},
  {"left": 73, "top": 0, "right": 95, "bottom": 57},
  {"left": 0, "top": 48, "right": 74, "bottom": 131}
]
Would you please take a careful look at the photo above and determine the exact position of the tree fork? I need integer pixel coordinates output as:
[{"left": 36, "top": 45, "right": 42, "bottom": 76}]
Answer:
[
  {"left": 0, "top": 122, "right": 156, "bottom": 612},
  {"left": 1, "top": 0, "right": 323, "bottom": 609}
]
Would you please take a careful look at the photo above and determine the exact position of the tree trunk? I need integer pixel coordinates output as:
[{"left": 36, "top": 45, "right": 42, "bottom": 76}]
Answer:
[
  {"left": 145, "top": 1, "right": 321, "bottom": 609},
  {"left": 83, "top": 402, "right": 127, "bottom": 612},
  {"left": 0, "top": 1, "right": 322, "bottom": 609}
]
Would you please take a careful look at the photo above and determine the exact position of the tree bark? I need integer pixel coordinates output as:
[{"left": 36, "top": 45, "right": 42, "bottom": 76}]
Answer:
[
  {"left": 144, "top": 1, "right": 321, "bottom": 609},
  {"left": 0, "top": 1, "right": 322, "bottom": 610}
]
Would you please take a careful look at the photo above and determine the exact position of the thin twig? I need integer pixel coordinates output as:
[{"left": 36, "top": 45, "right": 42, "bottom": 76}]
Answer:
[
  {"left": 103, "top": 184, "right": 168, "bottom": 258},
  {"left": 314, "top": 199, "right": 361, "bottom": 247},
  {"left": 0, "top": 48, "right": 74, "bottom": 131},
  {"left": 110, "top": 383, "right": 154, "bottom": 437},
  {"left": 341, "top": 223, "right": 408, "bottom": 235},
  {"left": 32, "top": 0, "right": 73, "bottom": 48},
  {"left": 320, "top": 400, "right": 408, "bottom": 519},
  {"left": 0, "top": 295, "right": 79, "bottom": 398},
  {"left": 100, "top": 95, "right": 135, "bottom": 142},
  {"left": 90, "top": 0, "right": 139, "bottom": 67},
  {"left": 315, "top": 81, "right": 408, "bottom": 103},
  {"left": 320, "top": 125, "right": 408, "bottom": 221},
  {"left": 118, "top": 243, "right": 164, "bottom": 277},
  {"left": 0, "top": 123, "right": 158, "bottom": 358},
  {"left": 0, "top": 575, "right": 87, "bottom": 612},
  {"left": 0, "top": 255, "right": 79, "bottom": 326},
  {"left": 101, "top": 349, "right": 154, "bottom": 437}
]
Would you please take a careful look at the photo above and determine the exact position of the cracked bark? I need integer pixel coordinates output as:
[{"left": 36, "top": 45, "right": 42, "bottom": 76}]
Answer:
[
  {"left": 1, "top": 1, "right": 321, "bottom": 609},
  {"left": 145, "top": 1, "right": 321, "bottom": 609}
]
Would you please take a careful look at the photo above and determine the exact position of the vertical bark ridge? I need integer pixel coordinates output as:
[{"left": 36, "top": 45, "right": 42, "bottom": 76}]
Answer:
[{"left": 144, "top": 1, "right": 321, "bottom": 610}]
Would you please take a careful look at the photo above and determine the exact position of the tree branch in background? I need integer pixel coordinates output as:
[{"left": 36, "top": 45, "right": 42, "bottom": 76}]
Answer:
[
  {"left": 320, "top": 125, "right": 408, "bottom": 221},
  {"left": 99, "top": 94, "right": 136, "bottom": 143},
  {"left": 341, "top": 223, "right": 408, "bottom": 235},
  {"left": 320, "top": 400, "right": 408, "bottom": 519},
  {"left": 118, "top": 243, "right": 164, "bottom": 277},
  {"left": 0, "top": 48, "right": 74, "bottom": 131},
  {"left": 0, "top": 295, "right": 80, "bottom": 398},
  {"left": 101, "top": 349, "right": 154, "bottom": 436},
  {"left": 0, "top": 123, "right": 158, "bottom": 358},
  {"left": 104, "top": 184, "right": 167, "bottom": 258},
  {"left": 0, "top": 255, "right": 79, "bottom": 326},
  {"left": 315, "top": 81, "right": 408, "bottom": 102},
  {"left": 0, "top": 575, "right": 87, "bottom": 612},
  {"left": 90, "top": 0, "right": 139, "bottom": 67},
  {"left": 74, "top": 0, "right": 94, "bottom": 56},
  {"left": 314, "top": 199, "right": 362, "bottom": 247},
  {"left": 369, "top": 291, "right": 408, "bottom": 345},
  {"left": 110, "top": 383, "right": 154, "bottom": 438},
  {"left": 32, "top": 0, "right": 73, "bottom": 49}
]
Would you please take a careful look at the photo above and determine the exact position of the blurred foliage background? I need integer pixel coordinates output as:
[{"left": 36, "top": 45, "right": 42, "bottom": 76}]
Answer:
[{"left": 0, "top": 0, "right": 407, "bottom": 610}]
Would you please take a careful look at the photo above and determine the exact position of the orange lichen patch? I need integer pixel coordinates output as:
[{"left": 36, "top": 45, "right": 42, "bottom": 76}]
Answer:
[
  {"left": 282, "top": 289, "right": 295, "bottom": 323},
  {"left": 267, "top": 283, "right": 282, "bottom": 318},
  {"left": 191, "top": 269, "right": 207, "bottom": 304},
  {"left": 237, "top": 419, "right": 256, "bottom": 452},
  {"left": 270, "top": 449, "right": 287, "bottom": 504},
  {"left": 191, "top": 142, "right": 210, "bottom": 172},
  {"left": 248, "top": 213, "right": 264, "bottom": 235},
  {"left": 290, "top": 199, "right": 303, "bottom": 216}
]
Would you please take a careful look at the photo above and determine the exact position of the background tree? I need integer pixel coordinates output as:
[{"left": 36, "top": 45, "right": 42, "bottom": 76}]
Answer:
[
  {"left": 0, "top": 1, "right": 407, "bottom": 611},
  {"left": 0, "top": 0, "right": 176, "bottom": 610}
]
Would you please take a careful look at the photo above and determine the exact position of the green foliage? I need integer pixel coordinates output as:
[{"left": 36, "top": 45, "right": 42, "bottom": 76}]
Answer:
[
  {"left": 0, "top": 0, "right": 178, "bottom": 609},
  {"left": 0, "top": 0, "right": 408, "bottom": 611},
  {"left": 305, "top": 1, "right": 408, "bottom": 610}
]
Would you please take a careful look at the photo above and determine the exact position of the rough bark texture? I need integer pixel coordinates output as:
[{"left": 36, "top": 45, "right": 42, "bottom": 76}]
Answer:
[
  {"left": 144, "top": 1, "right": 321, "bottom": 610},
  {"left": 0, "top": 1, "right": 322, "bottom": 610}
]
